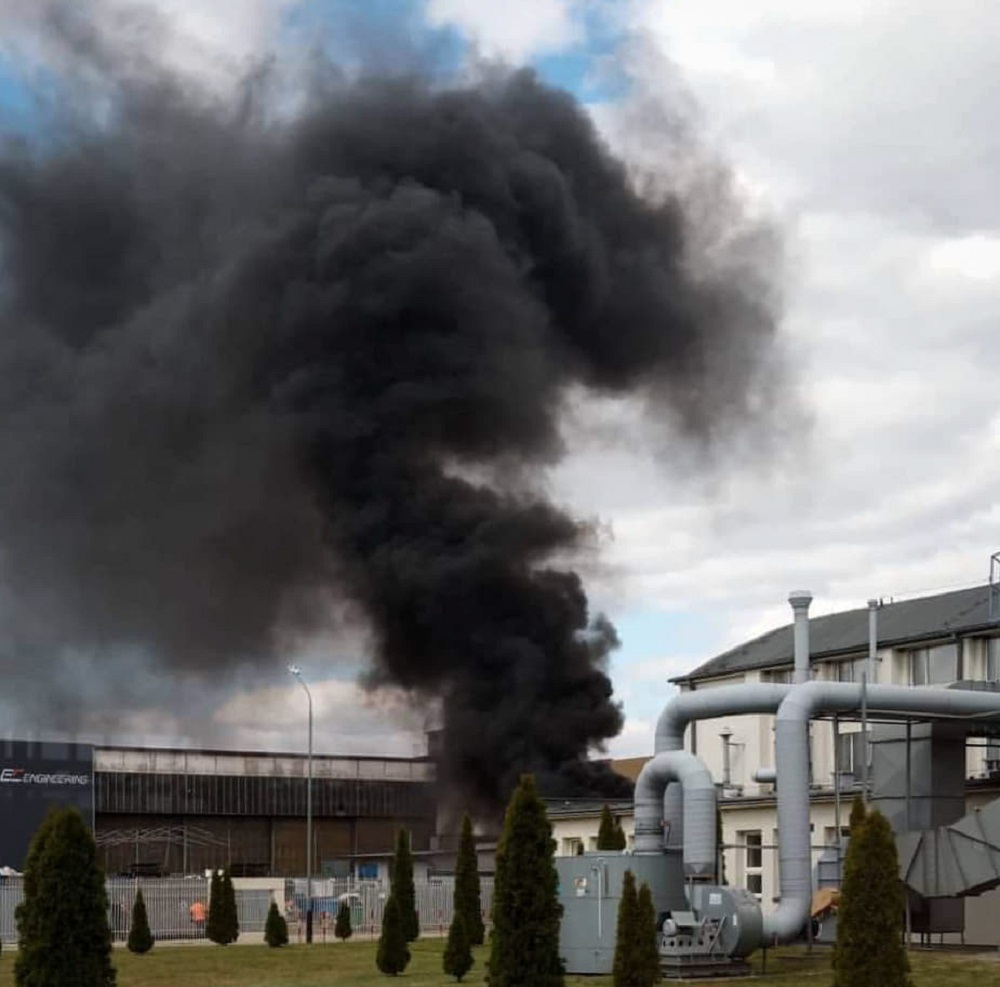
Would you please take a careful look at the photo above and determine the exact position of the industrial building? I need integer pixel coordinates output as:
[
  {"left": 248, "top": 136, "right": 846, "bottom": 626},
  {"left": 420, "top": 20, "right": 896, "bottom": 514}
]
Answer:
[
  {"left": 551, "top": 581, "right": 1000, "bottom": 975},
  {"left": 0, "top": 741, "right": 436, "bottom": 878}
]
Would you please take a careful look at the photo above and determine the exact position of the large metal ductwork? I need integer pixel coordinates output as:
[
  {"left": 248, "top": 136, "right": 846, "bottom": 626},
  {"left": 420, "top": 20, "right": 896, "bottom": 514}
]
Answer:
[
  {"left": 633, "top": 750, "right": 717, "bottom": 875},
  {"left": 764, "top": 681, "right": 1000, "bottom": 943},
  {"left": 562, "top": 590, "right": 1000, "bottom": 979},
  {"left": 655, "top": 685, "right": 792, "bottom": 852}
]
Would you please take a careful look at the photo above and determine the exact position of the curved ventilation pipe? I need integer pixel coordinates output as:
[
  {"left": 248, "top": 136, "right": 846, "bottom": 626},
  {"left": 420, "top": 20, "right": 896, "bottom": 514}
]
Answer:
[
  {"left": 655, "top": 685, "right": 792, "bottom": 850},
  {"left": 633, "top": 750, "right": 717, "bottom": 877},
  {"left": 764, "top": 681, "right": 1000, "bottom": 943}
]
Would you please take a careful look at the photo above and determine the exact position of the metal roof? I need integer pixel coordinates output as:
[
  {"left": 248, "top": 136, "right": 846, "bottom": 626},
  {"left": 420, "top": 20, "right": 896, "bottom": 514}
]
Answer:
[{"left": 674, "top": 583, "right": 998, "bottom": 684}]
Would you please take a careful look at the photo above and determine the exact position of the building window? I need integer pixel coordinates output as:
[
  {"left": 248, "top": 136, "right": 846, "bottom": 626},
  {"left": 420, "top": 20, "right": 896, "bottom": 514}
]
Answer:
[
  {"left": 739, "top": 830, "right": 763, "bottom": 900},
  {"left": 987, "top": 639, "right": 1000, "bottom": 681},
  {"left": 562, "top": 837, "right": 583, "bottom": 856},
  {"left": 766, "top": 668, "right": 793, "bottom": 684},
  {"left": 835, "top": 731, "right": 869, "bottom": 779},
  {"left": 835, "top": 658, "right": 867, "bottom": 682},
  {"left": 909, "top": 644, "right": 958, "bottom": 685}
]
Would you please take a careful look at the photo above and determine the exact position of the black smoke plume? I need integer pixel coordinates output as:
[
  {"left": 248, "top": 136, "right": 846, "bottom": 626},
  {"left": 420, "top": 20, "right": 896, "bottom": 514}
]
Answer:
[{"left": 0, "top": 8, "right": 782, "bottom": 809}]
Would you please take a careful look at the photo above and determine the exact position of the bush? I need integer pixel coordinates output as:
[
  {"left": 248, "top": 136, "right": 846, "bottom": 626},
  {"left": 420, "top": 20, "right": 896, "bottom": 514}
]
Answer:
[
  {"left": 220, "top": 868, "right": 240, "bottom": 944},
  {"left": 15, "top": 806, "right": 116, "bottom": 987},
  {"left": 376, "top": 895, "right": 411, "bottom": 976},
  {"left": 487, "top": 774, "right": 563, "bottom": 987},
  {"left": 597, "top": 804, "right": 617, "bottom": 850},
  {"left": 597, "top": 804, "right": 627, "bottom": 851},
  {"left": 454, "top": 814, "right": 484, "bottom": 945},
  {"left": 127, "top": 887, "right": 154, "bottom": 954},
  {"left": 391, "top": 829, "right": 419, "bottom": 942},
  {"left": 335, "top": 899, "right": 353, "bottom": 941},
  {"left": 264, "top": 900, "right": 289, "bottom": 947},
  {"left": 207, "top": 868, "right": 239, "bottom": 945},
  {"left": 832, "top": 808, "right": 912, "bottom": 987},
  {"left": 443, "top": 911, "right": 474, "bottom": 982}
]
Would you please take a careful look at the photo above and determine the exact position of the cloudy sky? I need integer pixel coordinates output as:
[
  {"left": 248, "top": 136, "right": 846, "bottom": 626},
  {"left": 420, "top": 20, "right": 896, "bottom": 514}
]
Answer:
[{"left": 1, "top": 0, "right": 998, "bottom": 760}]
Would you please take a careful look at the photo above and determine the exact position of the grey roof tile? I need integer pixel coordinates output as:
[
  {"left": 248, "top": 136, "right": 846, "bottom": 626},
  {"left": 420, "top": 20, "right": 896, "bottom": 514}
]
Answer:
[{"left": 674, "top": 584, "right": 997, "bottom": 683}]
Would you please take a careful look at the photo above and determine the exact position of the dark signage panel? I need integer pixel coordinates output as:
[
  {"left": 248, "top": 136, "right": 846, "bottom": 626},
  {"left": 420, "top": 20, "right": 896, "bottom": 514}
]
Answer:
[{"left": 0, "top": 740, "right": 94, "bottom": 870}]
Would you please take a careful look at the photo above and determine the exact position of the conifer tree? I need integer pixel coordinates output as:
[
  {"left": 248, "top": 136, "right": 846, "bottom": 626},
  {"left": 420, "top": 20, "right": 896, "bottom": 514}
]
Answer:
[
  {"left": 832, "top": 809, "right": 912, "bottom": 987},
  {"left": 376, "top": 896, "right": 411, "bottom": 976},
  {"left": 487, "top": 774, "right": 563, "bottom": 987},
  {"left": 206, "top": 870, "right": 223, "bottom": 944},
  {"left": 612, "top": 869, "right": 639, "bottom": 987},
  {"left": 15, "top": 806, "right": 116, "bottom": 987},
  {"left": 391, "top": 829, "right": 419, "bottom": 941},
  {"left": 635, "top": 882, "right": 661, "bottom": 986},
  {"left": 454, "top": 814, "right": 484, "bottom": 945},
  {"left": 335, "top": 899, "right": 353, "bottom": 940},
  {"left": 127, "top": 887, "right": 154, "bottom": 954},
  {"left": 443, "top": 911, "right": 474, "bottom": 982},
  {"left": 264, "top": 900, "right": 289, "bottom": 947},
  {"left": 220, "top": 867, "right": 240, "bottom": 944},
  {"left": 612, "top": 819, "right": 627, "bottom": 851},
  {"left": 597, "top": 804, "right": 617, "bottom": 850}
]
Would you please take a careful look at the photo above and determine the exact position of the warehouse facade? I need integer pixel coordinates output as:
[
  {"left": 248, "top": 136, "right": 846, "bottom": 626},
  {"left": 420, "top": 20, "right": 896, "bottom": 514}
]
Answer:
[{"left": 0, "top": 741, "right": 436, "bottom": 877}]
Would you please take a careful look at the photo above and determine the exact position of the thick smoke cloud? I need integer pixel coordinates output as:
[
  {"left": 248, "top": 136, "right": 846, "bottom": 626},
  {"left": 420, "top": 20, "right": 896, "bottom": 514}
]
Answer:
[{"left": 0, "top": 6, "right": 783, "bottom": 808}]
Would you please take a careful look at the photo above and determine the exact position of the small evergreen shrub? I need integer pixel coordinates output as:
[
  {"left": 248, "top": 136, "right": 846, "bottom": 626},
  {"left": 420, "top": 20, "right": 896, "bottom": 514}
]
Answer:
[
  {"left": 335, "top": 899, "right": 353, "bottom": 941},
  {"left": 126, "top": 888, "right": 154, "bottom": 954},
  {"left": 264, "top": 900, "right": 289, "bottom": 947}
]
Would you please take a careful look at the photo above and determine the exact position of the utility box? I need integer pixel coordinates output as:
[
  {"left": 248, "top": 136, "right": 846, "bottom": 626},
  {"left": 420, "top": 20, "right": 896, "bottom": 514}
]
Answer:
[{"left": 556, "top": 853, "right": 684, "bottom": 975}]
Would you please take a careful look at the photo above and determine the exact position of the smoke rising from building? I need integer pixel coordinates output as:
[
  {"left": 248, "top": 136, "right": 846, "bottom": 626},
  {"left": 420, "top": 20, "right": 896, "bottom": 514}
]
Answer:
[{"left": 0, "top": 5, "right": 785, "bottom": 809}]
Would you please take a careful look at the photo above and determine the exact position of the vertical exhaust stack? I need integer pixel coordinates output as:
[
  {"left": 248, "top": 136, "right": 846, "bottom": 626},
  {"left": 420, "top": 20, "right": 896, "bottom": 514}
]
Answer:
[
  {"left": 789, "top": 591, "right": 813, "bottom": 684},
  {"left": 868, "top": 599, "right": 879, "bottom": 682}
]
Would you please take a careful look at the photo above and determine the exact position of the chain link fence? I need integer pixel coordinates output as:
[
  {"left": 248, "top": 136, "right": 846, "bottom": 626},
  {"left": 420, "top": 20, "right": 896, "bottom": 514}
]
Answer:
[{"left": 0, "top": 875, "right": 493, "bottom": 945}]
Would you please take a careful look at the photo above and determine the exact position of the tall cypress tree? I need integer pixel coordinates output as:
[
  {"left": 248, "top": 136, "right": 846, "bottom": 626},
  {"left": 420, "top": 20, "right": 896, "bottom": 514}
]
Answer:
[
  {"left": 443, "top": 911, "right": 474, "bottom": 982},
  {"left": 127, "top": 887, "right": 154, "bottom": 954},
  {"left": 391, "top": 829, "right": 419, "bottom": 941},
  {"left": 832, "top": 809, "right": 912, "bottom": 987},
  {"left": 597, "top": 805, "right": 617, "bottom": 850},
  {"left": 487, "top": 774, "right": 563, "bottom": 987},
  {"left": 219, "top": 867, "right": 240, "bottom": 944},
  {"left": 612, "top": 819, "right": 627, "bottom": 851},
  {"left": 635, "top": 882, "right": 661, "bottom": 986},
  {"left": 612, "top": 869, "right": 639, "bottom": 987},
  {"left": 376, "top": 896, "right": 411, "bottom": 976},
  {"left": 454, "top": 814, "right": 484, "bottom": 945},
  {"left": 15, "top": 806, "right": 116, "bottom": 987}
]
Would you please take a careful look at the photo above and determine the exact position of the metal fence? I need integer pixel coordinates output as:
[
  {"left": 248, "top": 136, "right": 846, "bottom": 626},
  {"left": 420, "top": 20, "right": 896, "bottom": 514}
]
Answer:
[
  {"left": 284, "top": 878, "right": 495, "bottom": 941},
  {"left": 0, "top": 876, "right": 494, "bottom": 945}
]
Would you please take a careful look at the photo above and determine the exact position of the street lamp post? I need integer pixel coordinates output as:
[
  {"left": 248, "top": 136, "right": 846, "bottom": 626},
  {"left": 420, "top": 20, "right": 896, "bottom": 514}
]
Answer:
[{"left": 288, "top": 665, "right": 314, "bottom": 944}]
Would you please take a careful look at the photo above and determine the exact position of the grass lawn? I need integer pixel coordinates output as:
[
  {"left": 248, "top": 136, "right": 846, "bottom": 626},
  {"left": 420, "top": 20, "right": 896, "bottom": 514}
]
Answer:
[{"left": 0, "top": 938, "right": 995, "bottom": 986}]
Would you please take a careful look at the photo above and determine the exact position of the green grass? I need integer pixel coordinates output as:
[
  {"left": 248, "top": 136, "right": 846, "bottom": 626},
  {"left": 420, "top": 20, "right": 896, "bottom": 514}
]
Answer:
[{"left": 0, "top": 938, "right": 994, "bottom": 986}]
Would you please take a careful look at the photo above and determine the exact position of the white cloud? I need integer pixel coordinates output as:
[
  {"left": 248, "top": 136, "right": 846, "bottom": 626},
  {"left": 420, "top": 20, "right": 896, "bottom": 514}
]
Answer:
[
  {"left": 213, "top": 678, "right": 428, "bottom": 757},
  {"left": 425, "top": 0, "right": 582, "bottom": 62}
]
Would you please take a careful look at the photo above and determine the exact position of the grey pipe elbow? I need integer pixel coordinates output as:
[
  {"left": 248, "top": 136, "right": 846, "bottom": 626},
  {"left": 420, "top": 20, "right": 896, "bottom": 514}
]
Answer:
[{"left": 633, "top": 750, "right": 717, "bottom": 875}]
